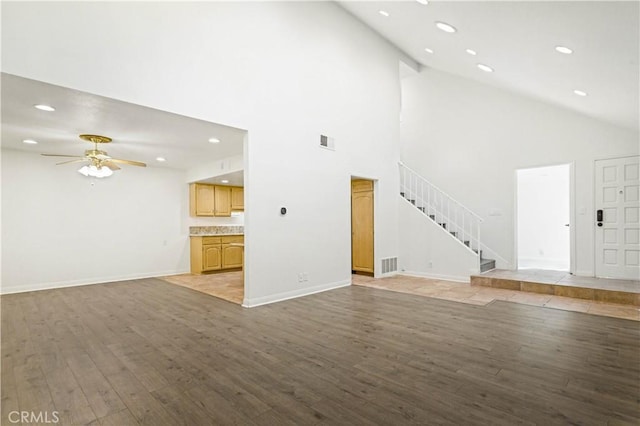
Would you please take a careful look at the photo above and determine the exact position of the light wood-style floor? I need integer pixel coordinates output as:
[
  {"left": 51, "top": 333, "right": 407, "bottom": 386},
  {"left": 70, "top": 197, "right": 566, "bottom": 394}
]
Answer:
[
  {"left": 2, "top": 279, "right": 639, "bottom": 425},
  {"left": 353, "top": 274, "right": 640, "bottom": 321}
]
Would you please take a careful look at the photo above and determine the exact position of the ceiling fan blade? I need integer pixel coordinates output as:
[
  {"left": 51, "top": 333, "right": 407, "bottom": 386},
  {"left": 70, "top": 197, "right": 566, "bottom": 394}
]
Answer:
[
  {"left": 108, "top": 158, "right": 147, "bottom": 167},
  {"left": 41, "top": 154, "right": 84, "bottom": 158},
  {"left": 56, "top": 159, "right": 88, "bottom": 166},
  {"left": 102, "top": 161, "right": 121, "bottom": 171}
]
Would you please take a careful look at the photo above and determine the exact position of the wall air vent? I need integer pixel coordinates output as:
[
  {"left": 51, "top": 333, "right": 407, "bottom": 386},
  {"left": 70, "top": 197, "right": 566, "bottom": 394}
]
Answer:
[
  {"left": 381, "top": 257, "right": 398, "bottom": 274},
  {"left": 320, "top": 134, "right": 335, "bottom": 151}
]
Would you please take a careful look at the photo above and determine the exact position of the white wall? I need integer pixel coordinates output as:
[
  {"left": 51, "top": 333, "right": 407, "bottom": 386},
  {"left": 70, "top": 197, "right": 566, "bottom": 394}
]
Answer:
[
  {"left": 1, "top": 2, "right": 404, "bottom": 304},
  {"left": 517, "top": 164, "right": 570, "bottom": 270},
  {"left": 400, "top": 68, "right": 639, "bottom": 276},
  {"left": 399, "top": 198, "right": 479, "bottom": 282},
  {"left": 1, "top": 150, "right": 190, "bottom": 293}
]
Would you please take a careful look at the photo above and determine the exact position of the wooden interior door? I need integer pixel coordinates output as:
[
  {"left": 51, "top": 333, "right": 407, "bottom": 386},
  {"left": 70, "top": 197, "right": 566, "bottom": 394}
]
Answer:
[
  {"left": 595, "top": 156, "right": 640, "bottom": 279},
  {"left": 351, "top": 179, "right": 374, "bottom": 274}
]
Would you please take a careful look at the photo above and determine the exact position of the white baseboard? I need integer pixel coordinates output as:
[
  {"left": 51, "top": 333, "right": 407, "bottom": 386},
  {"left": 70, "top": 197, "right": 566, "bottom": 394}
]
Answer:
[
  {"left": 0, "top": 269, "right": 190, "bottom": 295},
  {"left": 400, "top": 270, "right": 470, "bottom": 283},
  {"left": 574, "top": 270, "right": 595, "bottom": 278},
  {"left": 242, "top": 279, "right": 351, "bottom": 308}
]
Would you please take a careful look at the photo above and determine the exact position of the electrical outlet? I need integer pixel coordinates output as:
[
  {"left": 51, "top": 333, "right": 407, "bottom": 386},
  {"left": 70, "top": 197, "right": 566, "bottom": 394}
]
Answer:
[
  {"left": 428, "top": 261, "right": 433, "bottom": 268},
  {"left": 297, "top": 273, "right": 304, "bottom": 282},
  {"left": 302, "top": 272, "right": 309, "bottom": 281}
]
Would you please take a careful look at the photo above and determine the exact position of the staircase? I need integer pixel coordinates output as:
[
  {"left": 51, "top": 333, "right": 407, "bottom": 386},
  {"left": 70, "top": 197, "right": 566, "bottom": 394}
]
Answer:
[{"left": 399, "top": 162, "right": 495, "bottom": 273}]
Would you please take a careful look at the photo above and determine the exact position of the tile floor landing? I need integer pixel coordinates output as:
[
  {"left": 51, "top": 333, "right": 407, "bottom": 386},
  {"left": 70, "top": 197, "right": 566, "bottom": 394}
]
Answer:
[
  {"left": 161, "top": 271, "right": 244, "bottom": 305},
  {"left": 471, "top": 269, "right": 639, "bottom": 306},
  {"left": 352, "top": 273, "right": 640, "bottom": 321}
]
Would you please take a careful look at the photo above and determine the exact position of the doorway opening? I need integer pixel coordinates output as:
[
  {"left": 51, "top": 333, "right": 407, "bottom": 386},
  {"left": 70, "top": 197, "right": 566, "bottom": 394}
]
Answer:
[{"left": 516, "top": 164, "right": 571, "bottom": 271}]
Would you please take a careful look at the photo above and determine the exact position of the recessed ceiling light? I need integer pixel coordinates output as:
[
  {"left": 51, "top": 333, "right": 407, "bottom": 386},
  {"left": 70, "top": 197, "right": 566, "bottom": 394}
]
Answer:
[
  {"left": 379, "top": 10, "right": 390, "bottom": 17},
  {"left": 477, "top": 63, "right": 494, "bottom": 73},
  {"left": 555, "top": 46, "right": 573, "bottom": 54},
  {"left": 573, "top": 90, "right": 588, "bottom": 97},
  {"left": 22, "top": 139, "right": 38, "bottom": 144},
  {"left": 34, "top": 104, "right": 55, "bottom": 112},
  {"left": 221, "top": 179, "right": 229, "bottom": 184},
  {"left": 435, "top": 21, "right": 457, "bottom": 33},
  {"left": 466, "top": 49, "right": 477, "bottom": 56},
  {"left": 208, "top": 137, "right": 220, "bottom": 144},
  {"left": 416, "top": 0, "right": 429, "bottom": 5},
  {"left": 156, "top": 157, "right": 166, "bottom": 162},
  {"left": 424, "top": 48, "right": 434, "bottom": 54}
]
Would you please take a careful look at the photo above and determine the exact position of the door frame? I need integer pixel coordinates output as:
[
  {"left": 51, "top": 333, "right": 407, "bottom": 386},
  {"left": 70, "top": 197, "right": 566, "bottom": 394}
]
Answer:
[
  {"left": 513, "top": 162, "right": 575, "bottom": 273},
  {"left": 350, "top": 175, "right": 377, "bottom": 277},
  {"left": 593, "top": 154, "right": 640, "bottom": 279}
]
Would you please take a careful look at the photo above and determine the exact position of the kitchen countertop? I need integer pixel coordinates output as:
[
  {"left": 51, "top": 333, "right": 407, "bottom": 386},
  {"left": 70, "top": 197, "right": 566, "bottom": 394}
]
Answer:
[
  {"left": 190, "top": 233, "right": 244, "bottom": 237},
  {"left": 189, "top": 225, "right": 244, "bottom": 236}
]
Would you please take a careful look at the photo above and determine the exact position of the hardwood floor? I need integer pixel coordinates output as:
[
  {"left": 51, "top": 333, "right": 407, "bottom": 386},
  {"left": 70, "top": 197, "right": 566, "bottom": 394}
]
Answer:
[{"left": 2, "top": 279, "right": 639, "bottom": 425}]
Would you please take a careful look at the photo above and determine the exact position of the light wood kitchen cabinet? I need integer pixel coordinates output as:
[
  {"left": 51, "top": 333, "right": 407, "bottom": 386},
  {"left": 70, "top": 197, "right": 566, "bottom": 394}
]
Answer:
[
  {"left": 202, "top": 244, "right": 222, "bottom": 271},
  {"left": 189, "top": 183, "right": 215, "bottom": 216},
  {"left": 190, "top": 235, "right": 244, "bottom": 274},
  {"left": 190, "top": 184, "right": 243, "bottom": 217},
  {"left": 231, "top": 187, "right": 244, "bottom": 211},
  {"left": 222, "top": 236, "right": 244, "bottom": 268},
  {"left": 214, "top": 186, "right": 232, "bottom": 216}
]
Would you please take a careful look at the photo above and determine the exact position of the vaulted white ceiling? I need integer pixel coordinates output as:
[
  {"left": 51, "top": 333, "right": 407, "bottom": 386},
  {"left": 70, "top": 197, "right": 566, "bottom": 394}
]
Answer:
[
  {"left": 339, "top": 0, "right": 639, "bottom": 131},
  {"left": 2, "top": 1, "right": 637, "bottom": 174}
]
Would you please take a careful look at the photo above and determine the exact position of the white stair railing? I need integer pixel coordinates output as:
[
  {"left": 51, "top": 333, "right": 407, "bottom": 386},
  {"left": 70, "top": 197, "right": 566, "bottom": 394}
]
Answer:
[{"left": 399, "top": 161, "right": 483, "bottom": 261}]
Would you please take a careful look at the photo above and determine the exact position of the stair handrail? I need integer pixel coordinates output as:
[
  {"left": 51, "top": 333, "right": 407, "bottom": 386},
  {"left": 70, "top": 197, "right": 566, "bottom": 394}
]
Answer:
[{"left": 398, "top": 161, "right": 484, "bottom": 222}]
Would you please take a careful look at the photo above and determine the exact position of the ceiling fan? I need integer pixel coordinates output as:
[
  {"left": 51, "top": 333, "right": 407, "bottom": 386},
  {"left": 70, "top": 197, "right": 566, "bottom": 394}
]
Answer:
[{"left": 42, "top": 134, "right": 146, "bottom": 178}]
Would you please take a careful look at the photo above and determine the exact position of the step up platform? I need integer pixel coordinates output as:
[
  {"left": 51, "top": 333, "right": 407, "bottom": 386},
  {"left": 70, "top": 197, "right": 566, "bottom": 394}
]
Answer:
[{"left": 471, "top": 269, "right": 640, "bottom": 306}]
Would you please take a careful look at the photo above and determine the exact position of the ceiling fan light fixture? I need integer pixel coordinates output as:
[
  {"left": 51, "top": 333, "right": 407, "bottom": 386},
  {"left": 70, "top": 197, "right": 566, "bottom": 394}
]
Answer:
[{"left": 78, "top": 164, "right": 114, "bottom": 178}]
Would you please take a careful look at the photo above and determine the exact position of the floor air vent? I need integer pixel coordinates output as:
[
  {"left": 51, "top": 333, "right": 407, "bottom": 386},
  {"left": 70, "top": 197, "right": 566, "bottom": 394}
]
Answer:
[{"left": 381, "top": 257, "right": 398, "bottom": 274}]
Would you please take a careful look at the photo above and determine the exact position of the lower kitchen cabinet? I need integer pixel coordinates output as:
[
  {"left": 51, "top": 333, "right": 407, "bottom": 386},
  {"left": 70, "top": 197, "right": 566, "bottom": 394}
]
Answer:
[
  {"left": 202, "top": 244, "right": 222, "bottom": 271},
  {"left": 222, "top": 241, "right": 243, "bottom": 268},
  {"left": 191, "top": 235, "right": 244, "bottom": 274}
]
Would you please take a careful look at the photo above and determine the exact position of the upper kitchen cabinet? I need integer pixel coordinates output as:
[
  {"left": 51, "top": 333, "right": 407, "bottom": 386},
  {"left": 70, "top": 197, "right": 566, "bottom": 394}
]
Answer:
[
  {"left": 190, "top": 183, "right": 244, "bottom": 217},
  {"left": 190, "top": 183, "right": 215, "bottom": 216},
  {"left": 231, "top": 187, "right": 244, "bottom": 211},
  {"left": 214, "top": 186, "right": 232, "bottom": 217}
]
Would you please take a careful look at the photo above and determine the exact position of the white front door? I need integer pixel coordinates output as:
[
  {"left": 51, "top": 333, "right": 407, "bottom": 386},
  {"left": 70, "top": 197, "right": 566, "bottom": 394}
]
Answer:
[{"left": 595, "top": 156, "right": 640, "bottom": 279}]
